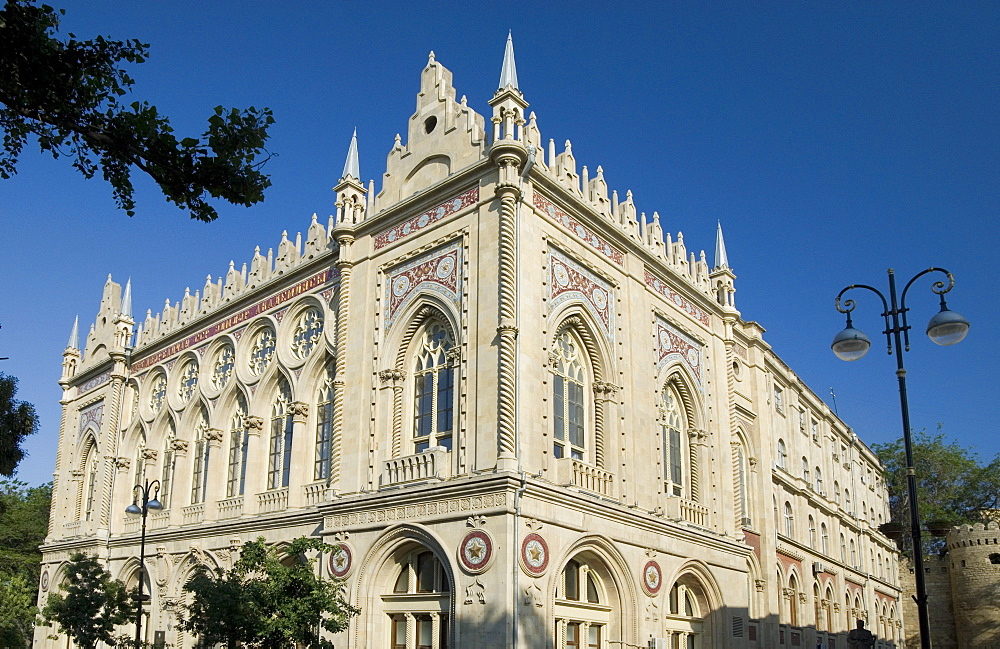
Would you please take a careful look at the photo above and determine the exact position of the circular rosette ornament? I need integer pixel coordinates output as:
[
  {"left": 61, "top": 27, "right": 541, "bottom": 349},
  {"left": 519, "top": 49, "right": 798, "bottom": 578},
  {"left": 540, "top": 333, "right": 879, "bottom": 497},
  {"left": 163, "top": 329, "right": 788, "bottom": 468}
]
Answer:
[
  {"left": 328, "top": 543, "right": 354, "bottom": 579},
  {"left": 458, "top": 530, "right": 494, "bottom": 574},
  {"left": 641, "top": 560, "right": 662, "bottom": 597},
  {"left": 519, "top": 533, "right": 550, "bottom": 577}
]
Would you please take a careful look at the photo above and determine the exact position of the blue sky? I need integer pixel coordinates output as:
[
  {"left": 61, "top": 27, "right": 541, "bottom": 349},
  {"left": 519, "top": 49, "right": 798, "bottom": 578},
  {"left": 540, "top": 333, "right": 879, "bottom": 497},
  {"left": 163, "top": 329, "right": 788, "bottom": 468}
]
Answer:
[{"left": 1, "top": 2, "right": 997, "bottom": 487}]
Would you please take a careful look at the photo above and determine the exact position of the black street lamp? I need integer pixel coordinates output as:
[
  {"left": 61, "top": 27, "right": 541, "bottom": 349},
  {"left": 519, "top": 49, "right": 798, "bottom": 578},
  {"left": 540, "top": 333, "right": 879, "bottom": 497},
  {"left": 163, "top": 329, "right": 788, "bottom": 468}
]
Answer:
[
  {"left": 125, "top": 480, "right": 162, "bottom": 648},
  {"left": 832, "top": 267, "right": 969, "bottom": 649}
]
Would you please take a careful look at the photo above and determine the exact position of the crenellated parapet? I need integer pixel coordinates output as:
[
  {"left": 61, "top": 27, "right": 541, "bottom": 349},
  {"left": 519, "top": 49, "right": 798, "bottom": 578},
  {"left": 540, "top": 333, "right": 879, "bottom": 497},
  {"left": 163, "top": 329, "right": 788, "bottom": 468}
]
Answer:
[{"left": 134, "top": 214, "right": 335, "bottom": 348}]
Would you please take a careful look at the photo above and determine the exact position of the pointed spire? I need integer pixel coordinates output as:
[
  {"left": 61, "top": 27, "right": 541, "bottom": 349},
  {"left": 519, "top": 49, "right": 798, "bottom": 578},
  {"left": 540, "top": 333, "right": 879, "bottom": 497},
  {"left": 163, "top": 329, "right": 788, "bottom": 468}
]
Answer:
[
  {"left": 120, "top": 278, "right": 132, "bottom": 317},
  {"left": 498, "top": 31, "right": 519, "bottom": 91},
  {"left": 714, "top": 220, "right": 730, "bottom": 270},
  {"left": 67, "top": 316, "right": 79, "bottom": 349},
  {"left": 341, "top": 128, "right": 360, "bottom": 181}
]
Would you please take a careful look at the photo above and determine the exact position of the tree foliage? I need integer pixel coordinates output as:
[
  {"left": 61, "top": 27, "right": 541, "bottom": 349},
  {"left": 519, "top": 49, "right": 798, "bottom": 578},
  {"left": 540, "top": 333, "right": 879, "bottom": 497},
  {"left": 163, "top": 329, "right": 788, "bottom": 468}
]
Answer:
[
  {"left": 180, "top": 536, "right": 359, "bottom": 649},
  {"left": 41, "top": 552, "right": 132, "bottom": 649},
  {"left": 872, "top": 427, "right": 1000, "bottom": 555},
  {"left": 0, "top": 480, "right": 50, "bottom": 648},
  {"left": 0, "top": 373, "right": 39, "bottom": 477},
  {"left": 0, "top": 0, "right": 274, "bottom": 222}
]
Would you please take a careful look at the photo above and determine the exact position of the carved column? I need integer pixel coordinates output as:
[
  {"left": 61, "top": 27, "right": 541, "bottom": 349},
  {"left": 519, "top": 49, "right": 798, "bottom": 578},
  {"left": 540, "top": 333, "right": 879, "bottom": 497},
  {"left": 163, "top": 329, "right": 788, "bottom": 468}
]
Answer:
[
  {"left": 98, "top": 361, "right": 127, "bottom": 531},
  {"left": 202, "top": 429, "right": 223, "bottom": 518},
  {"left": 379, "top": 369, "right": 406, "bottom": 457},
  {"left": 286, "top": 401, "right": 310, "bottom": 507},
  {"left": 592, "top": 382, "right": 618, "bottom": 469},
  {"left": 330, "top": 236, "right": 354, "bottom": 492},
  {"left": 404, "top": 612, "right": 416, "bottom": 649},
  {"left": 242, "top": 416, "right": 264, "bottom": 510},
  {"left": 494, "top": 155, "right": 522, "bottom": 471}
]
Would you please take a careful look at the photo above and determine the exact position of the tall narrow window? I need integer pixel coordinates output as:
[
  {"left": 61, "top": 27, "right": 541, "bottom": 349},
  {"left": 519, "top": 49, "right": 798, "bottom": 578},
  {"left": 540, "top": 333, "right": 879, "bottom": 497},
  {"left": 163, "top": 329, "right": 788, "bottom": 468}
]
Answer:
[
  {"left": 784, "top": 502, "right": 794, "bottom": 537},
  {"left": 132, "top": 435, "right": 146, "bottom": 504},
  {"left": 315, "top": 365, "right": 335, "bottom": 480},
  {"left": 662, "top": 386, "right": 685, "bottom": 496},
  {"left": 808, "top": 515, "right": 816, "bottom": 548},
  {"left": 821, "top": 523, "right": 829, "bottom": 555},
  {"left": 226, "top": 393, "right": 250, "bottom": 497},
  {"left": 161, "top": 420, "right": 176, "bottom": 508},
  {"left": 551, "top": 331, "right": 586, "bottom": 460},
  {"left": 268, "top": 379, "right": 293, "bottom": 490},
  {"left": 82, "top": 444, "right": 98, "bottom": 521},
  {"left": 777, "top": 439, "right": 787, "bottom": 469},
  {"left": 190, "top": 410, "right": 210, "bottom": 504},
  {"left": 735, "top": 441, "right": 749, "bottom": 524},
  {"left": 413, "top": 323, "right": 455, "bottom": 453}
]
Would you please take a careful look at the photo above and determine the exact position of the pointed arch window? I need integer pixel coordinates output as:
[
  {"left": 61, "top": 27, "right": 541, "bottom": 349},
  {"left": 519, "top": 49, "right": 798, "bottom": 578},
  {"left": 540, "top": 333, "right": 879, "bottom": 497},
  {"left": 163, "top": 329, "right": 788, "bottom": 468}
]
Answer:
[
  {"left": 784, "top": 501, "right": 794, "bottom": 537},
  {"left": 821, "top": 522, "right": 829, "bottom": 556},
  {"left": 226, "top": 393, "right": 250, "bottom": 497},
  {"left": 666, "top": 578, "right": 707, "bottom": 648},
  {"left": 82, "top": 442, "right": 99, "bottom": 522},
  {"left": 384, "top": 548, "right": 451, "bottom": 649},
  {"left": 776, "top": 439, "right": 787, "bottom": 469},
  {"left": 190, "top": 410, "right": 210, "bottom": 504},
  {"left": 413, "top": 322, "right": 455, "bottom": 453},
  {"left": 808, "top": 515, "right": 816, "bottom": 548},
  {"left": 268, "top": 379, "right": 294, "bottom": 489},
  {"left": 315, "top": 364, "right": 335, "bottom": 480},
  {"left": 662, "top": 385, "right": 686, "bottom": 496},
  {"left": 551, "top": 330, "right": 586, "bottom": 460},
  {"left": 131, "top": 434, "right": 146, "bottom": 506},
  {"left": 554, "top": 556, "right": 612, "bottom": 649},
  {"left": 161, "top": 419, "right": 176, "bottom": 508}
]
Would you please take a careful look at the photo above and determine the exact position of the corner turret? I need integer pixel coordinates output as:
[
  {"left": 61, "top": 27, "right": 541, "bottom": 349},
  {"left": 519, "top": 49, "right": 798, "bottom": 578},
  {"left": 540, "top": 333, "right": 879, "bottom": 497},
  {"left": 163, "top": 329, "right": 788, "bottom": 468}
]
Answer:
[
  {"left": 60, "top": 316, "right": 80, "bottom": 384},
  {"left": 710, "top": 221, "right": 737, "bottom": 311},
  {"left": 334, "top": 129, "right": 367, "bottom": 225}
]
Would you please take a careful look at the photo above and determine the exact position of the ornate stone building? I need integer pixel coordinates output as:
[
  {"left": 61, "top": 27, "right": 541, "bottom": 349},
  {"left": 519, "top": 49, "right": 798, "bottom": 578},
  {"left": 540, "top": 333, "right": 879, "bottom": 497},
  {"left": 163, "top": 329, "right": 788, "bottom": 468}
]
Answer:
[{"left": 35, "top": 37, "right": 903, "bottom": 649}]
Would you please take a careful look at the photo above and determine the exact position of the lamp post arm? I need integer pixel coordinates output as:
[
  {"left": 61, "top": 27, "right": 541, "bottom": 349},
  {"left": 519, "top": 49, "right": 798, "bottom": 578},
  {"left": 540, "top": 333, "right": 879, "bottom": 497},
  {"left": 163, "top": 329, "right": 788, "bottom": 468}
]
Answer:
[
  {"left": 898, "top": 267, "right": 955, "bottom": 352},
  {"left": 835, "top": 284, "right": 892, "bottom": 354}
]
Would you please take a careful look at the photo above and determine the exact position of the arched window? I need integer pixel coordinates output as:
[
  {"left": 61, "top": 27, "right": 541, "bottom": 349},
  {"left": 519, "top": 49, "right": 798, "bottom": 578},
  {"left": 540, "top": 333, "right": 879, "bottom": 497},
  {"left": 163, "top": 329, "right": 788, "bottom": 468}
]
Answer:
[
  {"left": 413, "top": 322, "right": 455, "bottom": 453},
  {"left": 81, "top": 440, "right": 99, "bottom": 522},
  {"left": 226, "top": 392, "right": 250, "bottom": 497},
  {"left": 132, "top": 434, "right": 146, "bottom": 505},
  {"left": 786, "top": 574, "right": 799, "bottom": 626},
  {"left": 552, "top": 330, "right": 586, "bottom": 460},
  {"left": 821, "top": 523, "right": 829, "bottom": 556},
  {"left": 801, "top": 457, "right": 810, "bottom": 482},
  {"left": 190, "top": 409, "right": 210, "bottom": 504},
  {"left": 840, "top": 533, "right": 847, "bottom": 563},
  {"left": 268, "top": 379, "right": 293, "bottom": 490},
  {"left": 834, "top": 480, "right": 841, "bottom": 504},
  {"left": 850, "top": 539, "right": 857, "bottom": 567},
  {"left": 784, "top": 502, "right": 794, "bottom": 537},
  {"left": 662, "top": 385, "right": 686, "bottom": 496},
  {"left": 555, "top": 555, "right": 615, "bottom": 649},
  {"left": 314, "top": 364, "right": 335, "bottom": 480},
  {"left": 845, "top": 488, "right": 852, "bottom": 513},
  {"left": 666, "top": 578, "right": 708, "bottom": 647},
  {"left": 384, "top": 548, "right": 451, "bottom": 649},
  {"left": 776, "top": 439, "right": 787, "bottom": 469},
  {"left": 161, "top": 419, "right": 177, "bottom": 508},
  {"left": 815, "top": 467, "right": 823, "bottom": 494},
  {"left": 808, "top": 515, "right": 816, "bottom": 548}
]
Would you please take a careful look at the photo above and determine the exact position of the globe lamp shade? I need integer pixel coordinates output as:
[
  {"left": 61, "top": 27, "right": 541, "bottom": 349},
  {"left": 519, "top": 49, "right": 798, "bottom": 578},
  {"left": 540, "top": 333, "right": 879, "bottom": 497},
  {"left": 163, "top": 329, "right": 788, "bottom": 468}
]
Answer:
[
  {"left": 125, "top": 503, "right": 142, "bottom": 516},
  {"left": 926, "top": 308, "right": 969, "bottom": 346},
  {"left": 146, "top": 498, "right": 163, "bottom": 511},
  {"left": 832, "top": 326, "right": 871, "bottom": 361}
]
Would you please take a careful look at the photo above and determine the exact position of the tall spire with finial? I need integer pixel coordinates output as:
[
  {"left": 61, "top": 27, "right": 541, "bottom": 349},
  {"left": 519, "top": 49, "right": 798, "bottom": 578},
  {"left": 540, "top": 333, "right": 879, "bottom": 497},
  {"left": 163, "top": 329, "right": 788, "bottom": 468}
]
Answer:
[
  {"left": 120, "top": 278, "right": 132, "bottom": 318},
  {"left": 498, "top": 31, "right": 519, "bottom": 91},
  {"left": 714, "top": 220, "right": 729, "bottom": 270},
  {"left": 67, "top": 315, "right": 79, "bottom": 349},
  {"left": 341, "top": 128, "right": 360, "bottom": 181}
]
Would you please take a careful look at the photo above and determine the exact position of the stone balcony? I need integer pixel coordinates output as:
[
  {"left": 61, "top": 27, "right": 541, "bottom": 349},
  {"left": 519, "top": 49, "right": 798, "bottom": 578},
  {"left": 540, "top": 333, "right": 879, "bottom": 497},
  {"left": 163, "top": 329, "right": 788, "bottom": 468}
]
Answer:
[
  {"left": 182, "top": 503, "right": 204, "bottom": 525},
  {"left": 217, "top": 496, "right": 244, "bottom": 519},
  {"left": 303, "top": 482, "right": 327, "bottom": 505},
  {"left": 556, "top": 458, "right": 615, "bottom": 498},
  {"left": 258, "top": 487, "right": 288, "bottom": 513},
  {"left": 382, "top": 447, "right": 452, "bottom": 488},
  {"left": 666, "top": 496, "right": 709, "bottom": 527}
]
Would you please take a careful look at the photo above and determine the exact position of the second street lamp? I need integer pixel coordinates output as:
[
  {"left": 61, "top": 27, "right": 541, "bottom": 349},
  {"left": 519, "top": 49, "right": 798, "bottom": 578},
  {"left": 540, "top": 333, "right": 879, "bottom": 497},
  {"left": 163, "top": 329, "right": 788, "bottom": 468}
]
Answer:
[
  {"left": 831, "top": 267, "right": 969, "bottom": 649},
  {"left": 125, "top": 479, "right": 162, "bottom": 649}
]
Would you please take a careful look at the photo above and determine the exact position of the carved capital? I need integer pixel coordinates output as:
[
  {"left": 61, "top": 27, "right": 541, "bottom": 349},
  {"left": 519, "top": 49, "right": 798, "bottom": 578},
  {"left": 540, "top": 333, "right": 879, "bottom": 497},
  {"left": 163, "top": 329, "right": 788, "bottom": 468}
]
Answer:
[
  {"left": 445, "top": 347, "right": 462, "bottom": 364},
  {"left": 798, "top": 592, "right": 807, "bottom": 603},
  {"left": 378, "top": 369, "right": 405, "bottom": 384},
  {"left": 245, "top": 416, "right": 265, "bottom": 434},
  {"left": 205, "top": 428, "right": 224, "bottom": 444},
  {"left": 466, "top": 515, "right": 487, "bottom": 529},
  {"left": 497, "top": 324, "right": 519, "bottom": 337},
  {"left": 593, "top": 381, "right": 619, "bottom": 401},
  {"left": 114, "top": 456, "right": 131, "bottom": 470},
  {"left": 289, "top": 401, "right": 310, "bottom": 422},
  {"left": 754, "top": 579, "right": 766, "bottom": 592},
  {"left": 169, "top": 439, "right": 189, "bottom": 454},
  {"left": 69, "top": 469, "right": 84, "bottom": 479},
  {"left": 140, "top": 448, "right": 159, "bottom": 461}
]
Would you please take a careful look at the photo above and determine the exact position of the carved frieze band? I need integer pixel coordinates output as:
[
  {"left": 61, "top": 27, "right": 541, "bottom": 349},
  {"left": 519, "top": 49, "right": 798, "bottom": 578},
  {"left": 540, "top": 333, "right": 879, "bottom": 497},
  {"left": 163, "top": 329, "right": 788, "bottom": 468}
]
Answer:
[
  {"left": 373, "top": 187, "right": 479, "bottom": 250},
  {"left": 324, "top": 492, "right": 507, "bottom": 529},
  {"left": 644, "top": 270, "right": 710, "bottom": 326},
  {"left": 533, "top": 193, "right": 625, "bottom": 266},
  {"left": 384, "top": 240, "right": 462, "bottom": 329},
  {"left": 548, "top": 247, "right": 615, "bottom": 344},
  {"left": 656, "top": 318, "right": 703, "bottom": 388}
]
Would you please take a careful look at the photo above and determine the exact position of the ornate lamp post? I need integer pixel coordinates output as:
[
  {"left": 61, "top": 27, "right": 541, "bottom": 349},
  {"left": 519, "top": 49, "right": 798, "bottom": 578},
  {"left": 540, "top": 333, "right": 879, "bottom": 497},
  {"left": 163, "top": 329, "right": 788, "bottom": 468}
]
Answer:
[
  {"left": 832, "top": 267, "right": 969, "bottom": 649},
  {"left": 125, "top": 480, "right": 162, "bottom": 648}
]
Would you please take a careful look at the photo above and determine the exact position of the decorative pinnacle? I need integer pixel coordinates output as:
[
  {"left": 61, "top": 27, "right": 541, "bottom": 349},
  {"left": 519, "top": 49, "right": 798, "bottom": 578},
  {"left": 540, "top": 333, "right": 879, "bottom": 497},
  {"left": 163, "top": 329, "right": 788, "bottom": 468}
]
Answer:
[
  {"left": 341, "top": 128, "right": 360, "bottom": 181},
  {"left": 120, "top": 278, "right": 132, "bottom": 317},
  {"left": 498, "top": 31, "right": 519, "bottom": 91},
  {"left": 714, "top": 220, "right": 730, "bottom": 270},
  {"left": 67, "top": 315, "right": 79, "bottom": 350}
]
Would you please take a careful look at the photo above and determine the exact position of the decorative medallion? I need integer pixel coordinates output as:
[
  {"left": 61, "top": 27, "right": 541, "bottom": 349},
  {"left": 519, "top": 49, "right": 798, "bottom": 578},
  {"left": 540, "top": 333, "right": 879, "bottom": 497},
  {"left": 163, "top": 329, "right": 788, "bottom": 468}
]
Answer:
[
  {"left": 519, "top": 533, "right": 549, "bottom": 577},
  {"left": 374, "top": 187, "right": 478, "bottom": 250},
  {"left": 641, "top": 560, "right": 662, "bottom": 596},
  {"left": 458, "top": 530, "right": 494, "bottom": 574},
  {"left": 328, "top": 543, "right": 353, "bottom": 579},
  {"left": 655, "top": 318, "right": 703, "bottom": 387},
  {"left": 384, "top": 240, "right": 463, "bottom": 329},
  {"left": 533, "top": 192, "right": 625, "bottom": 266},
  {"left": 547, "top": 248, "right": 615, "bottom": 344},
  {"left": 40, "top": 570, "right": 49, "bottom": 592}
]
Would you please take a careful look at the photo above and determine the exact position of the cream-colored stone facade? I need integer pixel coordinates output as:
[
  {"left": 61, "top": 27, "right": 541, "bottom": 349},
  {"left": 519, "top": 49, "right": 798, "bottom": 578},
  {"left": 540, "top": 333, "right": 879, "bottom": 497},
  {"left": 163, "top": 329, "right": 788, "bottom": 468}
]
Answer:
[{"left": 36, "top": 40, "right": 903, "bottom": 649}]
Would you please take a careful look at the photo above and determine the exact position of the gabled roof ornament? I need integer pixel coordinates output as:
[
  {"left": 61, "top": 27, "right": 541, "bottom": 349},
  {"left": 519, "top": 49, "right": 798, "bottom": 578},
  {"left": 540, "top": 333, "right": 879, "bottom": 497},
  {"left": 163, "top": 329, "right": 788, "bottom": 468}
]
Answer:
[
  {"left": 714, "top": 220, "right": 730, "bottom": 270},
  {"left": 120, "top": 278, "right": 132, "bottom": 318},
  {"left": 67, "top": 315, "right": 79, "bottom": 350},
  {"left": 498, "top": 31, "right": 519, "bottom": 91},
  {"left": 341, "top": 128, "right": 360, "bottom": 182}
]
